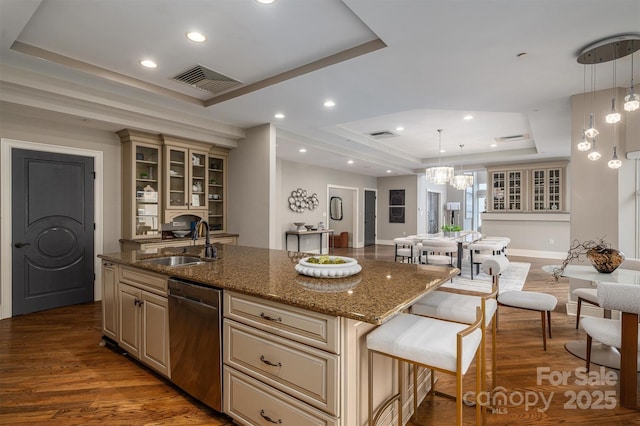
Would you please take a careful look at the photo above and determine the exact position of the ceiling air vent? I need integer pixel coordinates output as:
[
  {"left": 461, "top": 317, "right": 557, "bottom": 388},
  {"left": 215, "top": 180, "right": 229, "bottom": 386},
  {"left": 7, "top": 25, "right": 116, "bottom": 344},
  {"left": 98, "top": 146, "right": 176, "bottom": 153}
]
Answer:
[
  {"left": 367, "top": 130, "right": 398, "bottom": 139},
  {"left": 495, "top": 133, "right": 530, "bottom": 143},
  {"left": 171, "top": 65, "right": 242, "bottom": 95}
]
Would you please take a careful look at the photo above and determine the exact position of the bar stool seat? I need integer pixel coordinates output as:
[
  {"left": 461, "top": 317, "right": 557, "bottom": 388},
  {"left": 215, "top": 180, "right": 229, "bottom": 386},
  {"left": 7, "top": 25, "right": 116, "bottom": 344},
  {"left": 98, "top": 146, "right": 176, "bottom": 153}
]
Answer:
[{"left": 367, "top": 311, "right": 484, "bottom": 426}]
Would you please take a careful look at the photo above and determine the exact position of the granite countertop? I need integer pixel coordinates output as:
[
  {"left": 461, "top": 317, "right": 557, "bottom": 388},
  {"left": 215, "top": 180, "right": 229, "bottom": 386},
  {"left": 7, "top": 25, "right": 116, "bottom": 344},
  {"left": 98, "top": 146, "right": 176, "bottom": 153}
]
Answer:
[{"left": 99, "top": 245, "right": 458, "bottom": 325}]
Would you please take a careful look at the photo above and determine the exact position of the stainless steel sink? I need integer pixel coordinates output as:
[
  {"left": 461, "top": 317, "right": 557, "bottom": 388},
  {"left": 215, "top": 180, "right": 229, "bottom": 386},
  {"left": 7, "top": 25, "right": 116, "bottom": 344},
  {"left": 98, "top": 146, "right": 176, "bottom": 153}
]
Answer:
[{"left": 141, "top": 256, "right": 205, "bottom": 267}]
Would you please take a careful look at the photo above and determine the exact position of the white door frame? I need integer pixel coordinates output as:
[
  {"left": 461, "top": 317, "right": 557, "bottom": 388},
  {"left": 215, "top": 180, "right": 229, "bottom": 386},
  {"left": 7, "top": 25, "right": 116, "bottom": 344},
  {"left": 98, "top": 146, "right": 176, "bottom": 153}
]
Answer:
[
  {"left": 0, "top": 138, "right": 104, "bottom": 319},
  {"left": 326, "top": 184, "right": 359, "bottom": 248}
]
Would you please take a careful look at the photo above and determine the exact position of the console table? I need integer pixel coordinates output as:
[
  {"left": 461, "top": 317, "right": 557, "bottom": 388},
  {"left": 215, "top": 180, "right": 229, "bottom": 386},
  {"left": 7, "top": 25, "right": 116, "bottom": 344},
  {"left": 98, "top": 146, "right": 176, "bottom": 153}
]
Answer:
[
  {"left": 542, "top": 264, "right": 640, "bottom": 410},
  {"left": 285, "top": 229, "right": 334, "bottom": 254}
]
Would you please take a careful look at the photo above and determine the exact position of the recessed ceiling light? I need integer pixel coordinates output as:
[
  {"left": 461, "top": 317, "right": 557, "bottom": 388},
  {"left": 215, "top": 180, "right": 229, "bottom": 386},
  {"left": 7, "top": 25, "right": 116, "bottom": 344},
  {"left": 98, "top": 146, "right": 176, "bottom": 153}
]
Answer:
[
  {"left": 396, "top": 126, "right": 404, "bottom": 132},
  {"left": 347, "top": 160, "right": 354, "bottom": 164},
  {"left": 490, "top": 143, "right": 497, "bottom": 148},
  {"left": 386, "top": 170, "right": 392, "bottom": 173},
  {"left": 440, "top": 149, "right": 446, "bottom": 153},
  {"left": 323, "top": 100, "right": 335, "bottom": 108},
  {"left": 463, "top": 115, "right": 473, "bottom": 120},
  {"left": 186, "top": 32, "right": 206, "bottom": 43},
  {"left": 255, "top": 0, "right": 275, "bottom": 4},
  {"left": 274, "top": 113, "right": 285, "bottom": 119},
  {"left": 298, "top": 148, "right": 307, "bottom": 153},
  {"left": 140, "top": 59, "right": 157, "bottom": 68}
]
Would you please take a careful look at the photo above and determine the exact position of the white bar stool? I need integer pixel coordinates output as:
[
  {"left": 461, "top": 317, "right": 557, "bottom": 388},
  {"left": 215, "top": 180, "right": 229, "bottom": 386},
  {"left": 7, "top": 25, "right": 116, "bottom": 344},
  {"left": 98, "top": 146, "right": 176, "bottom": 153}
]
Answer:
[{"left": 367, "top": 311, "right": 484, "bottom": 426}]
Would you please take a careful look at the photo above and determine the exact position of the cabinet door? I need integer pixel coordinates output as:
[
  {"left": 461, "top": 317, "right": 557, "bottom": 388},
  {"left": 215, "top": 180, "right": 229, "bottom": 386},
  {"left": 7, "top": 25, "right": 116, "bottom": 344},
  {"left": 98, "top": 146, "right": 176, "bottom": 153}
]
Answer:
[
  {"left": 547, "top": 168, "right": 562, "bottom": 211},
  {"left": 102, "top": 262, "right": 118, "bottom": 341},
  {"left": 207, "top": 155, "right": 225, "bottom": 232},
  {"left": 190, "top": 150, "right": 207, "bottom": 210},
  {"left": 507, "top": 171, "right": 523, "bottom": 211},
  {"left": 166, "top": 146, "right": 188, "bottom": 209},
  {"left": 133, "top": 143, "right": 161, "bottom": 237},
  {"left": 491, "top": 171, "right": 506, "bottom": 211},
  {"left": 140, "top": 290, "right": 170, "bottom": 377},
  {"left": 118, "top": 283, "right": 141, "bottom": 358}
]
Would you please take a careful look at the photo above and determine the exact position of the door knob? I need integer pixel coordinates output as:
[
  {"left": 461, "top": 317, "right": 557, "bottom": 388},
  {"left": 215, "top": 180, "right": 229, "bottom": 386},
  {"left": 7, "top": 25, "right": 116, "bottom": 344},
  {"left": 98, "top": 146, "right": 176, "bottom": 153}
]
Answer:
[{"left": 14, "top": 242, "right": 30, "bottom": 248}]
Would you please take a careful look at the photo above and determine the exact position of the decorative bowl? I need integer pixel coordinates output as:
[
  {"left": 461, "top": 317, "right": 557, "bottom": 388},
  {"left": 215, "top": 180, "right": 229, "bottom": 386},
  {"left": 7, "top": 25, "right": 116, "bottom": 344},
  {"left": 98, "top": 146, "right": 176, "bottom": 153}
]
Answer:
[
  {"left": 293, "top": 222, "right": 305, "bottom": 231},
  {"left": 305, "top": 225, "right": 314, "bottom": 231},
  {"left": 172, "top": 230, "right": 191, "bottom": 238},
  {"left": 587, "top": 248, "right": 625, "bottom": 273},
  {"left": 295, "top": 256, "right": 361, "bottom": 278}
]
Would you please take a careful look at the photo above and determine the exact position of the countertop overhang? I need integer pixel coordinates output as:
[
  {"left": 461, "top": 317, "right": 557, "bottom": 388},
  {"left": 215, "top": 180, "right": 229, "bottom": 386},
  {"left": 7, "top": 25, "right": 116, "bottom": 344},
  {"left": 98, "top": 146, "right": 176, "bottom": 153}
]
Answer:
[{"left": 99, "top": 245, "right": 458, "bottom": 325}]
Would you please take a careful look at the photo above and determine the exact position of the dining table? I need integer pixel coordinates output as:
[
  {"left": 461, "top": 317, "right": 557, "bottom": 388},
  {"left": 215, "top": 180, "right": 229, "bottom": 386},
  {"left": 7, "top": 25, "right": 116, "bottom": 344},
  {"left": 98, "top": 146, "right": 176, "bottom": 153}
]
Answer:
[{"left": 542, "top": 264, "right": 640, "bottom": 410}]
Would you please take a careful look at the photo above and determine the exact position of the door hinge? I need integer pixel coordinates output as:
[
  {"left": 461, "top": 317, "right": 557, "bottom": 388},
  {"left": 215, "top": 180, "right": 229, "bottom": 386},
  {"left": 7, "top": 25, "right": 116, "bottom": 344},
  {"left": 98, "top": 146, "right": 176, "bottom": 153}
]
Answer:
[
  {"left": 93, "top": 273, "right": 96, "bottom": 281},
  {"left": 91, "top": 172, "right": 96, "bottom": 179},
  {"left": 93, "top": 223, "right": 96, "bottom": 230}
]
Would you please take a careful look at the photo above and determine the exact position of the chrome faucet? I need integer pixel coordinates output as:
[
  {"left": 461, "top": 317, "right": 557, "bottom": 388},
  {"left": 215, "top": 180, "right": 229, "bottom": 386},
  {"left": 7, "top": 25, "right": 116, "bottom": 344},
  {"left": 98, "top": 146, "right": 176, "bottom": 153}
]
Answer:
[{"left": 198, "top": 220, "right": 217, "bottom": 259}]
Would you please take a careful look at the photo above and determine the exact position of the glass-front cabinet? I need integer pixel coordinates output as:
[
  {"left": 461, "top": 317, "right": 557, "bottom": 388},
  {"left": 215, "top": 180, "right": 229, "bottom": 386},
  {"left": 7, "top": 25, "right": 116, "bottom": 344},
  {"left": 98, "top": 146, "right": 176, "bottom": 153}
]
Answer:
[
  {"left": 488, "top": 162, "right": 566, "bottom": 213},
  {"left": 208, "top": 154, "right": 225, "bottom": 232},
  {"left": 491, "top": 170, "right": 522, "bottom": 211},
  {"left": 532, "top": 168, "right": 563, "bottom": 211},
  {"left": 164, "top": 146, "right": 208, "bottom": 211},
  {"left": 119, "top": 130, "right": 231, "bottom": 242},
  {"left": 118, "top": 130, "right": 162, "bottom": 240}
]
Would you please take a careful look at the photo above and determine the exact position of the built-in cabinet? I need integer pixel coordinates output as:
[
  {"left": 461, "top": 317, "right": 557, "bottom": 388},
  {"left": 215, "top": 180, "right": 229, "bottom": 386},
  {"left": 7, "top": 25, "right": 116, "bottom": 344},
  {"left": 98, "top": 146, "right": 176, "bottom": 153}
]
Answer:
[
  {"left": 117, "top": 129, "right": 231, "bottom": 243},
  {"left": 222, "top": 290, "right": 430, "bottom": 426},
  {"left": 488, "top": 162, "right": 567, "bottom": 213},
  {"left": 110, "top": 263, "right": 170, "bottom": 378}
]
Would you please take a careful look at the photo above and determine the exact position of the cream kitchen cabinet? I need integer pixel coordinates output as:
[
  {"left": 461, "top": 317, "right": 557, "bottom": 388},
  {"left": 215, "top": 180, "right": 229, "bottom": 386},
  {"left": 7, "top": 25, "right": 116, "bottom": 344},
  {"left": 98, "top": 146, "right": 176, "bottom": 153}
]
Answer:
[
  {"left": 101, "top": 261, "right": 118, "bottom": 341},
  {"left": 222, "top": 291, "right": 430, "bottom": 426},
  {"left": 118, "top": 129, "right": 162, "bottom": 240},
  {"left": 163, "top": 144, "right": 208, "bottom": 214},
  {"left": 117, "top": 266, "right": 170, "bottom": 378}
]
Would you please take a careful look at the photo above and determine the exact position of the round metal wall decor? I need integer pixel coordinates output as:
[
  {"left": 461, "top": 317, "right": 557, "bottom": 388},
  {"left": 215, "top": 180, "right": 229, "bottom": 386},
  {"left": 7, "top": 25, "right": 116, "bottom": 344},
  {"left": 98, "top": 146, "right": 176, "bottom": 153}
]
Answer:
[{"left": 289, "top": 188, "right": 319, "bottom": 213}]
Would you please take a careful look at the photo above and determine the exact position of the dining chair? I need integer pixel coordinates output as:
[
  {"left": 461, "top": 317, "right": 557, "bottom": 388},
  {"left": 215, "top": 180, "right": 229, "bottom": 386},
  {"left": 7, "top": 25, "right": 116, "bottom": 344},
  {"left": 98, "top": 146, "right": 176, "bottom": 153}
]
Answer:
[
  {"left": 466, "top": 241, "right": 504, "bottom": 279},
  {"left": 580, "top": 281, "right": 640, "bottom": 372},
  {"left": 393, "top": 237, "right": 416, "bottom": 263},
  {"left": 573, "top": 257, "right": 640, "bottom": 329},
  {"left": 415, "top": 240, "right": 458, "bottom": 266}
]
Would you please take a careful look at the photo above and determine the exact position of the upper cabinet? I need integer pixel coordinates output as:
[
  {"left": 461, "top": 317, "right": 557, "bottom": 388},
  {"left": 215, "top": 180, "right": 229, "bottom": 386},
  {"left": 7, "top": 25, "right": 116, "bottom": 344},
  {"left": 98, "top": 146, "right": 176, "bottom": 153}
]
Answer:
[
  {"left": 164, "top": 145, "right": 208, "bottom": 212},
  {"left": 207, "top": 149, "right": 228, "bottom": 233},
  {"left": 118, "top": 130, "right": 162, "bottom": 240},
  {"left": 118, "top": 130, "right": 230, "bottom": 239},
  {"left": 487, "top": 162, "right": 567, "bottom": 213}
]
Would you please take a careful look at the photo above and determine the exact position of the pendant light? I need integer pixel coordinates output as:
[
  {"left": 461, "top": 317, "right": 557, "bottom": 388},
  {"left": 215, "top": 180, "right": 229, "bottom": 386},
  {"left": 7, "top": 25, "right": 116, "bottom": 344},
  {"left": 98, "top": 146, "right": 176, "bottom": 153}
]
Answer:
[
  {"left": 584, "top": 65, "right": 599, "bottom": 139},
  {"left": 624, "top": 52, "right": 639, "bottom": 112},
  {"left": 587, "top": 138, "right": 601, "bottom": 161},
  {"left": 425, "top": 129, "right": 454, "bottom": 185},
  {"left": 577, "top": 65, "right": 592, "bottom": 151},
  {"left": 450, "top": 145, "right": 474, "bottom": 190},
  {"left": 605, "top": 55, "right": 621, "bottom": 124},
  {"left": 608, "top": 146, "right": 622, "bottom": 169}
]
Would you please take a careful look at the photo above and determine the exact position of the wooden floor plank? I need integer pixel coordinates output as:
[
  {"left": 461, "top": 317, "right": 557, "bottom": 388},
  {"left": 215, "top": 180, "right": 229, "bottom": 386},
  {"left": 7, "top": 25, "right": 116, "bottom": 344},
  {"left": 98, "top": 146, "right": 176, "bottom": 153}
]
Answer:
[{"left": 1, "top": 246, "right": 638, "bottom": 425}]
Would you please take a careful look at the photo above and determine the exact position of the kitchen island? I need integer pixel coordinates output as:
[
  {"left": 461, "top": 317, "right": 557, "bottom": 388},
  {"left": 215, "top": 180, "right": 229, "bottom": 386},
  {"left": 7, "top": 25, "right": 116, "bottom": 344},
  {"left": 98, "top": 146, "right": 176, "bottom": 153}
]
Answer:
[{"left": 99, "top": 244, "right": 458, "bottom": 426}]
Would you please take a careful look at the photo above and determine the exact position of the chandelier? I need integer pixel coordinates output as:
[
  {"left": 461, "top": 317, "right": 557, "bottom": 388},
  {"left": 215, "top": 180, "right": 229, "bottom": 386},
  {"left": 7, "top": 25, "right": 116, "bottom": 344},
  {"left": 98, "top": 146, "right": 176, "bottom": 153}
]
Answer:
[
  {"left": 577, "top": 34, "right": 640, "bottom": 169},
  {"left": 450, "top": 145, "right": 474, "bottom": 190},
  {"left": 425, "top": 129, "right": 454, "bottom": 184}
]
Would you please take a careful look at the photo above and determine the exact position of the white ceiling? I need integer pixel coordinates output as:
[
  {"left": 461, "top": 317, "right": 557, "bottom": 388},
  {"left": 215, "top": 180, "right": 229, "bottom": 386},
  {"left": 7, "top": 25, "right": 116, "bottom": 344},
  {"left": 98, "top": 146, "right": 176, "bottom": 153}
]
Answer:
[{"left": 1, "top": 0, "right": 639, "bottom": 177}]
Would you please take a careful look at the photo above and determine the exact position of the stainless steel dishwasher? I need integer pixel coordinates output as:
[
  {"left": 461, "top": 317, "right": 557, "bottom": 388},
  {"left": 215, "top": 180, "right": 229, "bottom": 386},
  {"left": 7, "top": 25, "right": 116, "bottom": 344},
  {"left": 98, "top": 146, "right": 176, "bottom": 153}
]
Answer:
[{"left": 168, "top": 278, "right": 222, "bottom": 411}]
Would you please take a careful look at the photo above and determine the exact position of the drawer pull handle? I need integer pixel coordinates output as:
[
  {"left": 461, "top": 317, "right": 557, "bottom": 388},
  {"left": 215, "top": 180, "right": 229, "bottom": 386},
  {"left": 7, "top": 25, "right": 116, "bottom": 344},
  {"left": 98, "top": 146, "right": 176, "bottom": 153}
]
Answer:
[
  {"left": 260, "top": 313, "right": 282, "bottom": 322},
  {"left": 260, "top": 409, "right": 282, "bottom": 424},
  {"left": 260, "top": 355, "right": 282, "bottom": 367}
]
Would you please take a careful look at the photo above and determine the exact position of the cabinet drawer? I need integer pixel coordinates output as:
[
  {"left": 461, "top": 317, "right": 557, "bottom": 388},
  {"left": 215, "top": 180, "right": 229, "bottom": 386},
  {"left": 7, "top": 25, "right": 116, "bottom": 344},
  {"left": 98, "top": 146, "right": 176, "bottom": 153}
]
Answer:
[
  {"left": 224, "top": 291, "right": 339, "bottom": 353},
  {"left": 224, "top": 320, "right": 338, "bottom": 416},
  {"left": 119, "top": 265, "right": 167, "bottom": 296},
  {"left": 224, "top": 366, "right": 338, "bottom": 426}
]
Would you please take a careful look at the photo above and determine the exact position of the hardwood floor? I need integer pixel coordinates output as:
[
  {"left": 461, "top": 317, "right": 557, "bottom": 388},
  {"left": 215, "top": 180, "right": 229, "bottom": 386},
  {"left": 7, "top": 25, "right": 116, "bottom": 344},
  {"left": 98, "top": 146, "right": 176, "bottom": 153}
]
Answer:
[{"left": 1, "top": 245, "right": 638, "bottom": 425}]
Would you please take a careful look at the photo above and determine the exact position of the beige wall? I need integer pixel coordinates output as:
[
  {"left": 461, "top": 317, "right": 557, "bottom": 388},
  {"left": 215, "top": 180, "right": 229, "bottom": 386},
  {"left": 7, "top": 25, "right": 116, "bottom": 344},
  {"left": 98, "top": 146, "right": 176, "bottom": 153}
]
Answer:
[
  {"left": 376, "top": 175, "right": 419, "bottom": 242},
  {"left": 277, "top": 160, "right": 376, "bottom": 251},
  {"left": 228, "top": 124, "right": 275, "bottom": 249}
]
